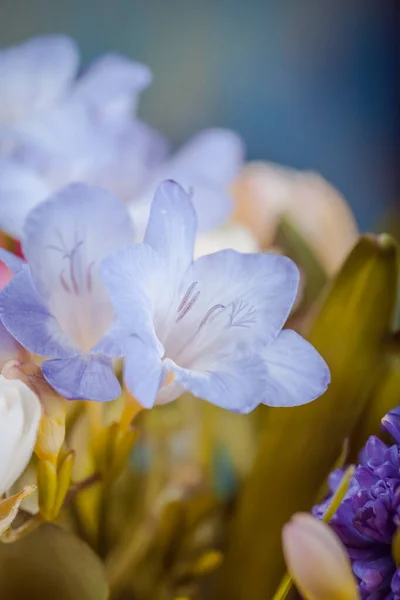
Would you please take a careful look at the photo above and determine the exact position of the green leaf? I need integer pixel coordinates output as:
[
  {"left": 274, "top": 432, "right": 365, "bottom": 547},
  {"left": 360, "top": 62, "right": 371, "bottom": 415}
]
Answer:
[
  {"left": 350, "top": 332, "right": 400, "bottom": 455},
  {"left": 0, "top": 523, "right": 109, "bottom": 599},
  {"left": 276, "top": 217, "right": 327, "bottom": 310},
  {"left": 218, "top": 234, "right": 399, "bottom": 600}
]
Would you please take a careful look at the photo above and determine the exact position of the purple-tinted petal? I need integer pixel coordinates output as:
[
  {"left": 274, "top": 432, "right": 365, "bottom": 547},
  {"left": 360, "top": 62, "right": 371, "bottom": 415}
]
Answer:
[
  {"left": 101, "top": 243, "right": 164, "bottom": 353},
  {"left": 0, "top": 159, "right": 50, "bottom": 238},
  {"left": 144, "top": 180, "right": 197, "bottom": 281},
  {"left": 0, "top": 35, "right": 78, "bottom": 123},
  {"left": 87, "top": 120, "right": 169, "bottom": 203},
  {"left": 0, "top": 268, "right": 76, "bottom": 358},
  {"left": 382, "top": 408, "right": 400, "bottom": 445},
  {"left": 91, "top": 320, "right": 130, "bottom": 358},
  {"left": 360, "top": 436, "right": 389, "bottom": 468},
  {"left": 130, "top": 129, "right": 244, "bottom": 237},
  {"left": 174, "top": 249, "right": 299, "bottom": 351},
  {"left": 71, "top": 53, "right": 151, "bottom": 119},
  {"left": 0, "top": 249, "right": 24, "bottom": 275},
  {"left": 164, "top": 349, "right": 267, "bottom": 413},
  {"left": 353, "top": 557, "right": 394, "bottom": 595},
  {"left": 102, "top": 183, "right": 197, "bottom": 352},
  {"left": 42, "top": 355, "right": 121, "bottom": 401},
  {"left": 8, "top": 103, "right": 107, "bottom": 189},
  {"left": 391, "top": 569, "right": 400, "bottom": 595},
  {"left": 123, "top": 336, "right": 164, "bottom": 409},
  {"left": 22, "top": 183, "right": 134, "bottom": 351},
  {"left": 260, "top": 329, "right": 330, "bottom": 407},
  {"left": 168, "top": 129, "right": 244, "bottom": 187}
]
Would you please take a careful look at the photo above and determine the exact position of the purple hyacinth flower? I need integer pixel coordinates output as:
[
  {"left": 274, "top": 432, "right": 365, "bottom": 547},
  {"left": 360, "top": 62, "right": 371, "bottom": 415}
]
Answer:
[
  {"left": 0, "top": 183, "right": 134, "bottom": 401},
  {"left": 313, "top": 406, "right": 400, "bottom": 599},
  {"left": 101, "top": 179, "right": 330, "bottom": 412}
]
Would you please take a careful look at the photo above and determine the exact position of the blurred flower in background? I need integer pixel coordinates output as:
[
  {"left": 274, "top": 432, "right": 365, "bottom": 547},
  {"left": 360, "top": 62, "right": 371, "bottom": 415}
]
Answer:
[
  {"left": 0, "top": 35, "right": 244, "bottom": 244},
  {"left": 232, "top": 162, "right": 359, "bottom": 277}
]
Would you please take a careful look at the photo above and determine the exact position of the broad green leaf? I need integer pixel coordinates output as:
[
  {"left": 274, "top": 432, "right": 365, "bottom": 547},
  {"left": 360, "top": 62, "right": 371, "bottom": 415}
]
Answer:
[
  {"left": 276, "top": 217, "right": 327, "bottom": 310},
  {"left": 350, "top": 332, "right": 400, "bottom": 455},
  {"left": 0, "top": 523, "right": 108, "bottom": 599},
  {"left": 218, "top": 235, "right": 399, "bottom": 600}
]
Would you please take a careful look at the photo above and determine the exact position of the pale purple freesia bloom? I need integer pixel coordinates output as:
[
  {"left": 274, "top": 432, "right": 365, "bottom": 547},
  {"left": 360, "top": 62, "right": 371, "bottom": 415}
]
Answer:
[
  {"left": 0, "top": 183, "right": 134, "bottom": 401},
  {"left": 0, "top": 35, "right": 166, "bottom": 238},
  {"left": 101, "top": 180, "right": 330, "bottom": 413},
  {"left": 0, "top": 36, "right": 243, "bottom": 241},
  {"left": 129, "top": 128, "right": 244, "bottom": 239}
]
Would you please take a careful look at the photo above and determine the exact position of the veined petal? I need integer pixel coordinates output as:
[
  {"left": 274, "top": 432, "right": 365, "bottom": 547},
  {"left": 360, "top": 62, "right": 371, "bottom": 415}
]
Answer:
[
  {"left": 144, "top": 180, "right": 197, "bottom": 280},
  {"left": 22, "top": 183, "right": 134, "bottom": 351},
  {"left": 42, "top": 355, "right": 121, "bottom": 401},
  {"left": 0, "top": 35, "right": 78, "bottom": 124},
  {"left": 71, "top": 53, "right": 152, "bottom": 119},
  {"left": 103, "top": 183, "right": 198, "bottom": 350},
  {"left": 261, "top": 329, "right": 330, "bottom": 407},
  {"left": 123, "top": 336, "right": 165, "bottom": 409},
  {"left": 131, "top": 129, "right": 244, "bottom": 236},
  {"left": 0, "top": 267, "right": 77, "bottom": 358},
  {"left": 0, "top": 159, "right": 50, "bottom": 239},
  {"left": 164, "top": 350, "right": 267, "bottom": 413},
  {"left": 167, "top": 249, "right": 299, "bottom": 364}
]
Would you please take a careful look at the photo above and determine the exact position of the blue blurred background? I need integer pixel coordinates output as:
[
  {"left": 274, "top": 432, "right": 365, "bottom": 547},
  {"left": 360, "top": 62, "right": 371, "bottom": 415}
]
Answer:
[{"left": 0, "top": 0, "right": 397, "bottom": 229}]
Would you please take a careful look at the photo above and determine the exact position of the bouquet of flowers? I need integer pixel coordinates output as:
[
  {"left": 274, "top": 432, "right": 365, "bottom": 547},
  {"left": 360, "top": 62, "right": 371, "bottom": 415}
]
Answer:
[{"left": 0, "top": 35, "right": 398, "bottom": 600}]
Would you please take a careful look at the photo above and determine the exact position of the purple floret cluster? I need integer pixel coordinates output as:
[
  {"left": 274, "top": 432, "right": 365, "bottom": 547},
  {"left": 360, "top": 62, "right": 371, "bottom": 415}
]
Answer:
[{"left": 314, "top": 407, "right": 400, "bottom": 599}]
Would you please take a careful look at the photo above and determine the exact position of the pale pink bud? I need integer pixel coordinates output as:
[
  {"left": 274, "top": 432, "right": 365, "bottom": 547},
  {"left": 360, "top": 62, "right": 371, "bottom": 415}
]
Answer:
[{"left": 282, "top": 513, "right": 359, "bottom": 600}]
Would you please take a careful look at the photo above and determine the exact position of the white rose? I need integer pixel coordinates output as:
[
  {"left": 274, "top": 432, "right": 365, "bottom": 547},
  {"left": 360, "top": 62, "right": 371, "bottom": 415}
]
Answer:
[{"left": 0, "top": 375, "right": 41, "bottom": 495}]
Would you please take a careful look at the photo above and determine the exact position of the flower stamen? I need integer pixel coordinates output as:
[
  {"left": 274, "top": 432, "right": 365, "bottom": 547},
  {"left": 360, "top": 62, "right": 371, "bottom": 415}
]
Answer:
[{"left": 199, "top": 304, "right": 226, "bottom": 328}]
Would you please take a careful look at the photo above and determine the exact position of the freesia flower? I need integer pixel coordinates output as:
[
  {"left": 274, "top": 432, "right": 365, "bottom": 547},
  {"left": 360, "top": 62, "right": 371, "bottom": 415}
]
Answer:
[
  {"left": 0, "top": 35, "right": 164, "bottom": 238},
  {"left": 0, "top": 35, "right": 243, "bottom": 243},
  {"left": 129, "top": 128, "right": 244, "bottom": 240},
  {"left": 282, "top": 513, "right": 359, "bottom": 600},
  {"left": 101, "top": 180, "right": 330, "bottom": 413},
  {"left": 0, "top": 374, "right": 41, "bottom": 495},
  {"left": 233, "top": 162, "right": 359, "bottom": 276},
  {"left": 313, "top": 406, "right": 400, "bottom": 599},
  {"left": 0, "top": 183, "right": 134, "bottom": 401}
]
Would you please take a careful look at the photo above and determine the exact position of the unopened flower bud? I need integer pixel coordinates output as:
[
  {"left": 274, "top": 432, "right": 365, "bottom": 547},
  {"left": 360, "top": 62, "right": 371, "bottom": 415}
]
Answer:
[
  {"left": 2, "top": 360, "right": 66, "bottom": 462},
  {"left": 282, "top": 513, "right": 359, "bottom": 600}
]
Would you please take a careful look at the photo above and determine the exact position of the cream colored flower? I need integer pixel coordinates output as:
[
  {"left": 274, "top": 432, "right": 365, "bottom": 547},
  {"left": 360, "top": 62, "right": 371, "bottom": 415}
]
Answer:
[
  {"left": 195, "top": 222, "right": 259, "bottom": 258},
  {"left": 282, "top": 513, "right": 359, "bottom": 600},
  {"left": 233, "top": 162, "right": 358, "bottom": 276},
  {"left": 0, "top": 374, "right": 41, "bottom": 495}
]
